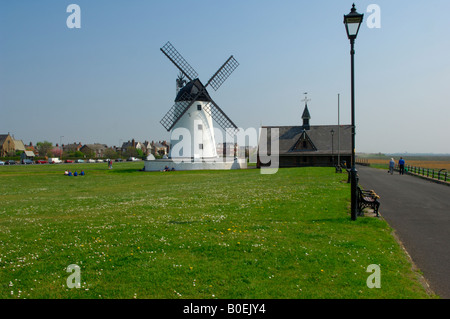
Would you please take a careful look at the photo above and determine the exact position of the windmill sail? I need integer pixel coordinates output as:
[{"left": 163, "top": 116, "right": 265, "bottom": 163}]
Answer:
[
  {"left": 160, "top": 90, "right": 199, "bottom": 131},
  {"left": 160, "top": 42, "right": 198, "bottom": 81},
  {"left": 204, "top": 100, "right": 239, "bottom": 134},
  {"left": 206, "top": 56, "right": 239, "bottom": 91}
]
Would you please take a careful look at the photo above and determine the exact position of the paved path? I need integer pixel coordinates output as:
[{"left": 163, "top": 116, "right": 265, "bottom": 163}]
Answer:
[{"left": 356, "top": 165, "right": 450, "bottom": 298}]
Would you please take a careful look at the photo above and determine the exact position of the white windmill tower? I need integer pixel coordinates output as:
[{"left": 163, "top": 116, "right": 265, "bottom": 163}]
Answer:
[{"left": 159, "top": 42, "right": 239, "bottom": 161}]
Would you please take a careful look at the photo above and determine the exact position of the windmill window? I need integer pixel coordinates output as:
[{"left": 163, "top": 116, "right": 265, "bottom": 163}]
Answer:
[
  {"left": 198, "top": 124, "right": 203, "bottom": 130},
  {"left": 197, "top": 105, "right": 202, "bottom": 111},
  {"left": 199, "top": 143, "right": 204, "bottom": 150}
]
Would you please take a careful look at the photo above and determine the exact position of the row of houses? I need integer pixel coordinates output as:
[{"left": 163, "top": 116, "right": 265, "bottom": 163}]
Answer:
[
  {"left": 1, "top": 133, "right": 256, "bottom": 160},
  {"left": 86, "top": 140, "right": 169, "bottom": 158},
  {"left": 62, "top": 140, "right": 170, "bottom": 158},
  {"left": 0, "top": 134, "right": 170, "bottom": 159}
]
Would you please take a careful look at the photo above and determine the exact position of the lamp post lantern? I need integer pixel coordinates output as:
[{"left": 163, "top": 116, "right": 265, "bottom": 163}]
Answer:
[{"left": 344, "top": 4, "right": 363, "bottom": 221}]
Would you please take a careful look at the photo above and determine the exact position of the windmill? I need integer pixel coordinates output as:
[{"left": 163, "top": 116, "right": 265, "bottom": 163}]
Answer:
[{"left": 159, "top": 41, "right": 239, "bottom": 159}]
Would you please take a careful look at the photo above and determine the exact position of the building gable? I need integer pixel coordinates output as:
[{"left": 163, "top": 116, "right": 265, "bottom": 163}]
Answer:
[
  {"left": 0, "top": 134, "right": 15, "bottom": 157},
  {"left": 289, "top": 130, "right": 317, "bottom": 152}
]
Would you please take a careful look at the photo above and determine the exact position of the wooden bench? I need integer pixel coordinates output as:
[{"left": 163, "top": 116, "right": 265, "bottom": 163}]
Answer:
[{"left": 356, "top": 186, "right": 380, "bottom": 217}]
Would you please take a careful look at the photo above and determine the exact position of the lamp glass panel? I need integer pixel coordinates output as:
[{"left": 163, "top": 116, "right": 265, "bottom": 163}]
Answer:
[{"left": 346, "top": 22, "right": 360, "bottom": 36}]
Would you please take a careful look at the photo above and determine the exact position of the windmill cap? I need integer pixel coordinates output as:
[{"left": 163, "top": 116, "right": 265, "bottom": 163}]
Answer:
[{"left": 175, "top": 79, "right": 212, "bottom": 102}]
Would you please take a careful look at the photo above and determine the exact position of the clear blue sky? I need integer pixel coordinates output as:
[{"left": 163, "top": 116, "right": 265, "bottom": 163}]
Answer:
[{"left": 1, "top": 0, "right": 450, "bottom": 153}]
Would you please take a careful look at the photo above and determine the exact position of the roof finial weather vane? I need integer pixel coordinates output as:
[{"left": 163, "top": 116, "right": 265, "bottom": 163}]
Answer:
[{"left": 302, "top": 92, "right": 311, "bottom": 106}]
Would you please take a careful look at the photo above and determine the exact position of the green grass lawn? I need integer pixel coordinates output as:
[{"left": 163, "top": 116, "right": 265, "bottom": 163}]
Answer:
[{"left": 0, "top": 162, "right": 435, "bottom": 299}]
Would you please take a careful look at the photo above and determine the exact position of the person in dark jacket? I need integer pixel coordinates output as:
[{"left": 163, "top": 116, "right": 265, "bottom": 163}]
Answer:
[{"left": 398, "top": 157, "right": 405, "bottom": 175}]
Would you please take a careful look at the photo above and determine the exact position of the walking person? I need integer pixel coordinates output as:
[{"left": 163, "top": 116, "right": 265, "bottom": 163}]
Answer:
[
  {"left": 389, "top": 158, "right": 395, "bottom": 175},
  {"left": 398, "top": 157, "right": 405, "bottom": 175}
]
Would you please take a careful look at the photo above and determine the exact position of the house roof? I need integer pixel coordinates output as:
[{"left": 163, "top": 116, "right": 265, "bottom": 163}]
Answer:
[
  {"left": 260, "top": 125, "right": 352, "bottom": 156},
  {"left": 13, "top": 139, "right": 26, "bottom": 151},
  {"left": 63, "top": 143, "right": 82, "bottom": 151},
  {"left": 122, "top": 141, "right": 144, "bottom": 149},
  {"left": 82, "top": 144, "right": 108, "bottom": 150},
  {"left": 0, "top": 134, "right": 11, "bottom": 146},
  {"left": 153, "top": 142, "right": 167, "bottom": 148}
]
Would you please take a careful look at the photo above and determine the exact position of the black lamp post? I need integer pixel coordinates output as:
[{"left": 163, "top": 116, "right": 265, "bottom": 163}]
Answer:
[
  {"left": 330, "top": 129, "right": 335, "bottom": 167},
  {"left": 344, "top": 4, "right": 363, "bottom": 221}
]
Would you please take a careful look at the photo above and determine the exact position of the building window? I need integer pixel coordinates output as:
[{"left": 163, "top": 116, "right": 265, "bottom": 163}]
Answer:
[
  {"left": 198, "top": 124, "right": 203, "bottom": 130},
  {"left": 197, "top": 105, "right": 202, "bottom": 111},
  {"left": 199, "top": 144, "right": 203, "bottom": 150},
  {"left": 302, "top": 141, "right": 307, "bottom": 148}
]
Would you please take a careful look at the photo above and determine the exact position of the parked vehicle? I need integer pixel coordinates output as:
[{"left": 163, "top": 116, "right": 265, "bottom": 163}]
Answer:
[
  {"left": 96, "top": 159, "right": 104, "bottom": 163},
  {"left": 87, "top": 159, "right": 95, "bottom": 163},
  {"left": 22, "top": 159, "right": 34, "bottom": 165},
  {"left": 75, "top": 159, "right": 84, "bottom": 163},
  {"left": 65, "top": 159, "right": 74, "bottom": 163},
  {"left": 0, "top": 161, "right": 4, "bottom": 165},
  {"left": 50, "top": 158, "right": 62, "bottom": 164},
  {"left": 6, "top": 160, "right": 16, "bottom": 165},
  {"left": 127, "top": 157, "right": 138, "bottom": 162},
  {"left": 115, "top": 158, "right": 123, "bottom": 162},
  {"left": 36, "top": 160, "right": 48, "bottom": 164}
]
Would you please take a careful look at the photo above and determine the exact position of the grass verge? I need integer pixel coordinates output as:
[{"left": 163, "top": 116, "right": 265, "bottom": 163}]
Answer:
[{"left": 0, "top": 162, "right": 436, "bottom": 298}]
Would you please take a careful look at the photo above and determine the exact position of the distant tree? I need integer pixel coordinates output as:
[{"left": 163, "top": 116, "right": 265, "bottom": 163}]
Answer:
[
  {"left": 51, "top": 148, "right": 63, "bottom": 157},
  {"left": 65, "top": 150, "right": 85, "bottom": 158},
  {"left": 80, "top": 150, "right": 94, "bottom": 159},
  {"left": 123, "top": 146, "right": 138, "bottom": 158},
  {"left": 6, "top": 150, "right": 18, "bottom": 157},
  {"left": 104, "top": 148, "right": 119, "bottom": 159},
  {"left": 73, "top": 150, "right": 85, "bottom": 158},
  {"left": 36, "top": 141, "right": 53, "bottom": 158}
]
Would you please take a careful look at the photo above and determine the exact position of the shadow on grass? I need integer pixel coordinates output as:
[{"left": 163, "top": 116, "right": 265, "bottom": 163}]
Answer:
[
  {"left": 168, "top": 220, "right": 200, "bottom": 225},
  {"left": 108, "top": 168, "right": 145, "bottom": 174}
]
